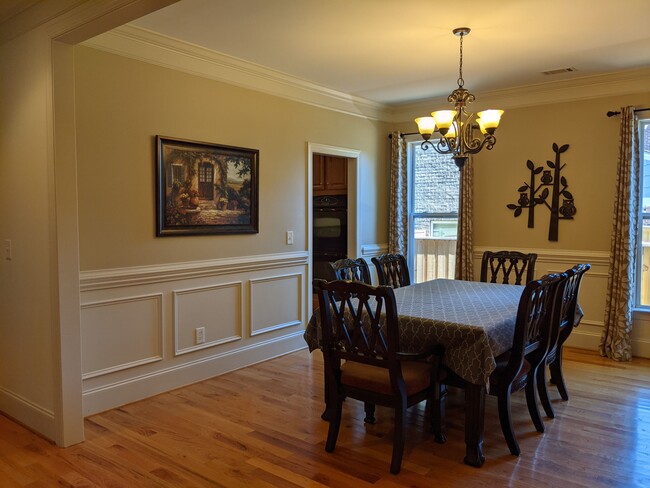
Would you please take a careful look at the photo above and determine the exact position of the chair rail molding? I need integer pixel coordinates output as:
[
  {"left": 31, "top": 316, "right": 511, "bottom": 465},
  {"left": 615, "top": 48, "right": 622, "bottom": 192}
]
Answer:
[{"left": 80, "top": 251, "right": 309, "bottom": 291}]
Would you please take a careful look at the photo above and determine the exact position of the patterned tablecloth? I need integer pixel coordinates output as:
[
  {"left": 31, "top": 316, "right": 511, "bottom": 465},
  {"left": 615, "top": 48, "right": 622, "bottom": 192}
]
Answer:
[{"left": 304, "top": 279, "right": 525, "bottom": 386}]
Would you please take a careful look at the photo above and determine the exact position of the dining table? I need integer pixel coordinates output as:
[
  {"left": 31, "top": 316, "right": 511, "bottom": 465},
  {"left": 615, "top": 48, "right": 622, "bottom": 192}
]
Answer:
[{"left": 303, "top": 278, "right": 527, "bottom": 467}]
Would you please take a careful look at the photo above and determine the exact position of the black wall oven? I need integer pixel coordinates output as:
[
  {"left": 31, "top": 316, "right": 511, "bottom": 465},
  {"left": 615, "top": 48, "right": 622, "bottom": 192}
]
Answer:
[{"left": 313, "top": 195, "right": 347, "bottom": 281}]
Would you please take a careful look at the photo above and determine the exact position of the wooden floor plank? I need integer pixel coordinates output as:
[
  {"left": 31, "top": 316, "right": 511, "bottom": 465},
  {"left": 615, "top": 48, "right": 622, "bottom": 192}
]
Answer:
[{"left": 1, "top": 347, "right": 649, "bottom": 487}]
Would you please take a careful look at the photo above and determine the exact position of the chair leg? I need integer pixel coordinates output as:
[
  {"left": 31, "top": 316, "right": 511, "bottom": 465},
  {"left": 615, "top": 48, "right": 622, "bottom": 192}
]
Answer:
[
  {"left": 537, "top": 364, "right": 555, "bottom": 419},
  {"left": 364, "top": 402, "right": 376, "bottom": 424},
  {"left": 390, "top": 401, "right": 406, "bottom": 475},
  {"left": 497, "top": 386, "right": 520, "bottom": 456},
  {"left": 525, "top": 369, "right": 545, "bottom": 433},
  {"left": 549, "top": 347, "right": 569, "bottom": 401},
  {"left": 325, "top": 395, "right": 343, "bottom": 453},
  {"left": 431, "top": 383, "right": 446, "bottom": 444}
]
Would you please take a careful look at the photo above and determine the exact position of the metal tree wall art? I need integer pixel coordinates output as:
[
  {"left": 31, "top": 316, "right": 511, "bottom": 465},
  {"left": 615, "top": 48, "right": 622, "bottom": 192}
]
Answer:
[{"left": 507, "top": 143, "right": 576, "bottom": 241}]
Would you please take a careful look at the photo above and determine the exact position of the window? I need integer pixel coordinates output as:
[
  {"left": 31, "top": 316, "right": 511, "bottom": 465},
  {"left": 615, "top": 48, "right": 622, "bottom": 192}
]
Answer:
[
  {"left": 407, "top": 139, "right": 459, "bottom": 283},
  {"left": 636, "top": 119, "right": 650, "bottom": 307},
  {"left": 172, "top": 164, "right": 184, "bottom": 184}
]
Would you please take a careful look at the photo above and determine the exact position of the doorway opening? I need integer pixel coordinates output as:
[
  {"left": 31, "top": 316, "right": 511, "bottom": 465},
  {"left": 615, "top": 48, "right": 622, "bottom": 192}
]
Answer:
[{"left": 307, "top": 143, "right": 360, "bottom": 315}]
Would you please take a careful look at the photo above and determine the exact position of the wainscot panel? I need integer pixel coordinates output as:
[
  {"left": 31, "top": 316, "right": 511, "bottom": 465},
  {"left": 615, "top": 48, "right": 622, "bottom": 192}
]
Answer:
[
  {"left": 80, "top": 294, "right": 163, "bottom": 378},
  {"left": 80, "top": 252, "right": 309, "bottom": 416},
  {"left": 250, "top": 273, "right": 302, "bottom": 336},
  {"left": 174, "top": 282, "right": 243, "bottom": 355}
]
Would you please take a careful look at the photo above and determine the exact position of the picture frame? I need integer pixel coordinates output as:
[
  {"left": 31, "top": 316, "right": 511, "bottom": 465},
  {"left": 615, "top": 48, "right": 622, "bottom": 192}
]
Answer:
[{"left": 156, "top": 135, "right": 259, "bottom": 236}]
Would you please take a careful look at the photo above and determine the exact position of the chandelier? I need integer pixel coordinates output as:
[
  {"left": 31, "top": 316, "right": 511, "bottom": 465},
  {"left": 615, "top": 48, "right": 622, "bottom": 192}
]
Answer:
[{"left": 415, "top": 27, "right": 503, "bottom": 169}]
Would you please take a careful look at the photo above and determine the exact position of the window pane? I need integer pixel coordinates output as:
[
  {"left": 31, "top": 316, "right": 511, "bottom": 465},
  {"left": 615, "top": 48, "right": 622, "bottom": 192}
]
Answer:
[
  {"left": 638, "top": 121, "right": 650, "bottom": 306},
  {"left": 413, "top": 217, "right": 457, "bottom": 282},
  {"left": 413, "top": 145, "right": 459, "bottom": 214},
  {"left": 410, "top": 140, "right": 459, "bottom": 283},
  {"left": 640, "top": 218, "right": 650, "bottom": 306}
]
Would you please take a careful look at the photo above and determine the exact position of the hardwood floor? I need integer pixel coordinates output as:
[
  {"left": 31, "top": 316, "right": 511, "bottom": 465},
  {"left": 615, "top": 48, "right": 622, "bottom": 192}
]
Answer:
[{"left": 1, "top": 347, "right": 649, "bottom": 487}]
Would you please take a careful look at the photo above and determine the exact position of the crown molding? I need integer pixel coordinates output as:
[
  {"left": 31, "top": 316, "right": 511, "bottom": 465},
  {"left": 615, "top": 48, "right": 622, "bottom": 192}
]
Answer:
[
  {"left": 81, "top": 24, "right": 650, "bottom": 124},
  {"left": 82, "top": 24, "right": 390, "bottom": 121},
  {"left": 389, "top": 67, "right": 650, "bottom": 123}
]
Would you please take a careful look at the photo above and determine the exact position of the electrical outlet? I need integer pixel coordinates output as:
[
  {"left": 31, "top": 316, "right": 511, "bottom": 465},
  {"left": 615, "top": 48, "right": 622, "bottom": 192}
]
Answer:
[
  {"left": 286, "top": 230, "right": 294, "bottom": 245},
  {"left": 195, "top": 327, "right": 205, "bottom": 344}
]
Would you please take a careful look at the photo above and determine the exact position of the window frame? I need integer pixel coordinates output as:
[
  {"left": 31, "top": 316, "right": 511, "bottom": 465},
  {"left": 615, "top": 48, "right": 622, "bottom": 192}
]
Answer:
[
  {"left": 406, "top": 137, "right": 459, "bottom": 279},
  {"left": 635, "top": 118, "right": 650, "bottom": 309}
]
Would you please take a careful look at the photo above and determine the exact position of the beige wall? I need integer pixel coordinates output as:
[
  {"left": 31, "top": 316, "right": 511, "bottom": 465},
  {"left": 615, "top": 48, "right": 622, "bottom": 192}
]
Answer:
[
  {"left": 391, "top": 92, "right": 650, "bottom": 252},
  {"left": 75, "top": 46, "right": 388, "bottom": 271},
  {"left": 0, "top": 30, "right": 57, "bottom": 432},
  {"left": 473, "top": 94, "right": 650, "bottom": 251}
]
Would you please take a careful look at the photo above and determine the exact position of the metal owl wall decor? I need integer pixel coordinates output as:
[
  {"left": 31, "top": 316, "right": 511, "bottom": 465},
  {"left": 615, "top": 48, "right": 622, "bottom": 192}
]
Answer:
[{"left": 507, "top": 143, "right": 576, "bottom": 241}]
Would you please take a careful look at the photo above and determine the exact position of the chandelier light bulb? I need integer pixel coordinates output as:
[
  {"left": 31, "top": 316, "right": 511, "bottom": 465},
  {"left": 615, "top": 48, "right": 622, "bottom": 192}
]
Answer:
[
  {"left": 415, "top": 116, "right": 436, "bottom": 139},
  {"left": 476, "top": 110, "right": 504, "bottom": 134},
  {"left": 476, "top": 118, "right": 487, "bottom": 135},
  {"left": 431, "top": 110, "right": 457, "bottom": 135}
]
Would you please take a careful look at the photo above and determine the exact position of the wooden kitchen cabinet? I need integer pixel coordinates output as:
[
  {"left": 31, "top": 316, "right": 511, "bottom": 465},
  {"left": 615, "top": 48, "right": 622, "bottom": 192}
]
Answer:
[{"left": 313, "top": 154, "right": 347, "bottom": 195}]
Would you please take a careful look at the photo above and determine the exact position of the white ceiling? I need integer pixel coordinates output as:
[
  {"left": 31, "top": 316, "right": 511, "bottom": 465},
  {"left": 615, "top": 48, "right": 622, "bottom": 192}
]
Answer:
[{"left": 127, "top": 0, "right": 650, "bottom": 106}]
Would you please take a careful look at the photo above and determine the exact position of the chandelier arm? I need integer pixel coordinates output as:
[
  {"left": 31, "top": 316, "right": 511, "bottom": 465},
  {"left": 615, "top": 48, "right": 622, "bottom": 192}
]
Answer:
[
  {"left": 464, "top": 134, "right": 497, "bottom": 155},
  {"left": 421, "top": 138, "right": 453, "bottom": 155}
]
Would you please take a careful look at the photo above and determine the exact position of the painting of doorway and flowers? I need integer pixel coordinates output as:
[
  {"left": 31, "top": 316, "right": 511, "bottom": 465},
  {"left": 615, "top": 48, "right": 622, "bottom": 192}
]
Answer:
[{"left": 156, "top": 136, "right": 259, "bottom": 236}]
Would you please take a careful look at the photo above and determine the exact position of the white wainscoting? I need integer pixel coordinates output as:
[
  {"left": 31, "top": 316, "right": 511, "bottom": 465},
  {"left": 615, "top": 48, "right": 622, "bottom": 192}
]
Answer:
[{"left": 80, "top": 252, "right": 309, "bottom": 416}]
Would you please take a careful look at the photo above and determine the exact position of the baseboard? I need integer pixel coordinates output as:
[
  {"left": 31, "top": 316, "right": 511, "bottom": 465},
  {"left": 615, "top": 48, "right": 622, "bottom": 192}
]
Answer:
[
  {"left": 82, "top": 331, "right": 308, "bottom": 416},
  {"left": 0, "top": 386, "right": 56, "bottom": 441},
  {"left": 565, "top": 327, "right": 602, "bottom": 351},
  {"left": 564, "top": 323, "right": 650, "bottom": 359}
]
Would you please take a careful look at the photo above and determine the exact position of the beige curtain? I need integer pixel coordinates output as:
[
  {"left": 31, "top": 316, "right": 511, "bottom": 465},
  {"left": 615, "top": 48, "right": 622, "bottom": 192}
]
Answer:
[
  {"left": 454, "top": 157, "right": 474, "bottom": 281},
  {"left": 600, "top": 106, "right": 639, "bottom": 361},
  {"left": 388, "top": 131, "right": 408, "bottom": 256}
]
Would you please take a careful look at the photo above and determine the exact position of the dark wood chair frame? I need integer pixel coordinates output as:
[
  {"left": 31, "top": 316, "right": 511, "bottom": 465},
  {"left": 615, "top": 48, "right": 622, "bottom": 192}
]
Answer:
[
  {"left": 330, "top": 257, "right": 372, "bottom": 284},
  {"left": 480, "top": 250, "right": 538, "bottom": 285},
  {"left": 537, "top": 263, "right": 590, "bottom": 417},
  {"left": 438, "top": 273, "right": 565, "bottom": 457},
  {"left": 313, "top": 278, "right": 444, "bottom": 474},
  {"left": 371, "top": 253, "right": 411, "bottom": 288}
]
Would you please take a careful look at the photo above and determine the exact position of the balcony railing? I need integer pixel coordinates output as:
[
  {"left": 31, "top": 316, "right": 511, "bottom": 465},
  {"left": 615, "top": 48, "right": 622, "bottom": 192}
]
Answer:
[{"left": 413, "top": 237, "right": 456, "bottom": 283}]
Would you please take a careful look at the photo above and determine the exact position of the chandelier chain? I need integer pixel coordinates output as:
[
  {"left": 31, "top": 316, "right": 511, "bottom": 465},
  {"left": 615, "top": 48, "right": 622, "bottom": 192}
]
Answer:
[{"left": 457, "top": 32, "right": 464, "bottom": 88}]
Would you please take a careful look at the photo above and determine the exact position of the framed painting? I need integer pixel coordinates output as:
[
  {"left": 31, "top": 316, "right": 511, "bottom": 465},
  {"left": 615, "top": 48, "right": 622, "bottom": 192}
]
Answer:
[{"left": 156, "top": 136, "right": 259, "bottom": 236}]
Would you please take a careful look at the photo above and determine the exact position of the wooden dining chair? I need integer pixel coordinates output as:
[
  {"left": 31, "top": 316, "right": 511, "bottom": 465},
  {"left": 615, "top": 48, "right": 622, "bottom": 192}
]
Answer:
[
  {"left": 537, "top": 263, "right": 590, "bottom": 418},
  {"left": 313, "top": 278, "right": 444, "bottom": 474},
  {"left": 480, "top": 250, "right": 538, "bottom": 285},
  {"left": 330, "top": 257, "right": 372, "bottom": 284},
  {"left": 372, "top": 253, "right": 411, "bottom": 288},
  {"left": 439, "top": 273, "right": 564, "bottom": 456}
]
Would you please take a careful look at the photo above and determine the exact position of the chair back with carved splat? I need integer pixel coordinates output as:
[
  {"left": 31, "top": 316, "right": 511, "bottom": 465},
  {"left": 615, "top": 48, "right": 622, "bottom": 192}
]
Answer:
[{"left": 480, "top": 250, "right": 538, "bottom": 285}]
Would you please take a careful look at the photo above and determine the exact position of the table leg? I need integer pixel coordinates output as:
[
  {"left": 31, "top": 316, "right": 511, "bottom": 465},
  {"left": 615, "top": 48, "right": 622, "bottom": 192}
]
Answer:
[{"left": 464, "top": 383, "right": 486, "bottom": 467}]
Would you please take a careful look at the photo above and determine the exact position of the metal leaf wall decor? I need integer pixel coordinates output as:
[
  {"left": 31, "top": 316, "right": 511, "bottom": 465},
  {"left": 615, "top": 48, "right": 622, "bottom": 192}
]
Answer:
[{"left": 507, "top": 143, "right": 576, "bottom": 241}]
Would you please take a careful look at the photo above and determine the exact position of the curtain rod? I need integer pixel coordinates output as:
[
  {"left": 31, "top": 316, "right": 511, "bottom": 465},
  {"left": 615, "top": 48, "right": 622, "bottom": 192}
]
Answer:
[
  {"left": 388, "top": 132, "right": 419, "bottom": 139},
  {"left": 606, "top": 107, "right": 650, "bottom": 117}
]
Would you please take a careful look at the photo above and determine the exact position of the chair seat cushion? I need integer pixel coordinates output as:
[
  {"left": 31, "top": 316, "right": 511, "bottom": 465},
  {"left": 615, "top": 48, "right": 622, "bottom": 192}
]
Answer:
[{"left": 340, "top": 360, "right": 431, "bottom": 396}]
